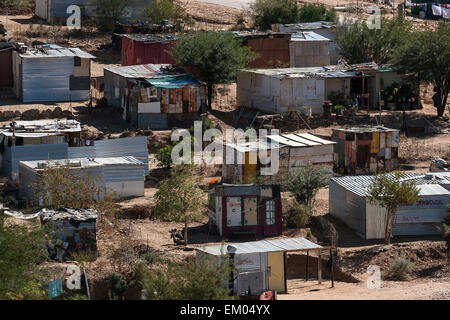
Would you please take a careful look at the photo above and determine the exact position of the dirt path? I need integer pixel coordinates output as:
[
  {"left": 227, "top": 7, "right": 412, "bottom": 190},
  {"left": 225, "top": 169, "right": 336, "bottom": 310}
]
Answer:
[{"left": 279, "top": 278, "right": 450, "bottom": 300}]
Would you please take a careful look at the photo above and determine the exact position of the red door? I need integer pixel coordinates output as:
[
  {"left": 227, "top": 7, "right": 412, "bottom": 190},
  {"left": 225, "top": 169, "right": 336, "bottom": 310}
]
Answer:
[{"left": 261, "top": 198, "right": 281, "bottom": 237}]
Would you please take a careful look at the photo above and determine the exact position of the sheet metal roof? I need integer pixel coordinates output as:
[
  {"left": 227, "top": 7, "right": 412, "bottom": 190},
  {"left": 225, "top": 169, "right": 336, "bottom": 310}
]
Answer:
[
  {"left": 332, "top": 126, "right": 398, "bottom": 133},
  {"left": 332, "top": 173, "right": 450, "bottom": 197},
  {"left": 267, "top": 133, "right": 335, "bottom": 147},
  {"left": 19, "top": 45, "right": 95, "bottom": 59},
  {"left": 105, "top": 63, "right": 188, "bottom": 80},
  {"left": 122, "top": 33, "right": 179, "bottom": 42},
  {"left": 276, "top": 21, "right": 336, "bottom": 31},
  {"left": 20, "top": 156, "right": 144, "bottom": 170},
  {"left": 246, "top": 66, "right": 362, "bottom": 79},
  {"left": 197, "top": 237, "right": 323, "bottom": 256},
  {"left": 225, "top": 140, "right": 279, "bottom": 152},
  {"left": 0, "top": 120, "right": 82, "bottom": 135},
  {"left": 290, "top": 31, "right": 330, "bottom": 41}
]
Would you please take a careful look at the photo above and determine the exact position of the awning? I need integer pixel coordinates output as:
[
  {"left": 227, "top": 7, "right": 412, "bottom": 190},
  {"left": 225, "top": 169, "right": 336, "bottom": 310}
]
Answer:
[
  {"left": 197, "top": 237, "right": 324, "bottom": 256},
  {"left": 145, "top": 74, "right": 201, "bottom": 88}
]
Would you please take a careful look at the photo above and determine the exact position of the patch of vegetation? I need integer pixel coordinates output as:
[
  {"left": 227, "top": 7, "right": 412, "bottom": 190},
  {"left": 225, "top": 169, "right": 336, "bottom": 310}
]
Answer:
[
  {"left": 386, "top": 255, "right": 414, "bottom": 281},
  {"left": 137, "top": 256, "right": 232, "bottom": 300},
  {"left": 108, "top": 272, "right": 127, "bottom": 300},
  {"left": 287, "top": 203, "right": 313, "bottom": 229},
  {"left": 142, "top": 0, "right": 193, "bottom": 32}
]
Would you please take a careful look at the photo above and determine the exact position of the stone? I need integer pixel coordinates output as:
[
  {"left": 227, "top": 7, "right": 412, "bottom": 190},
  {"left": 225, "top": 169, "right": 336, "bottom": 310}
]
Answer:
[{"left": 21, "top": 109, "right": 41, "bottom": 120}]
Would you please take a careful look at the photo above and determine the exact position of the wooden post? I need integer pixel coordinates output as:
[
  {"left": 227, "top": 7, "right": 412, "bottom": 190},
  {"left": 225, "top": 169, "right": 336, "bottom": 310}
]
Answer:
[
  {"left": 305, "top": 251, "right": 309, "bottom": 282},
  {"left": 330, "top": 248, "right": 334, "bottom": 288},
  {"left": 318, "top": 250, "right": 322, "bottom": 284}
]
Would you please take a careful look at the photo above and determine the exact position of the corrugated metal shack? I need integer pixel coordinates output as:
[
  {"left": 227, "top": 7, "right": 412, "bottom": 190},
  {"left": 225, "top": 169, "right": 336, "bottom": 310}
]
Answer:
[
  {"left": 289, "top": 32, "right": 331, "bottom": 68},
  {"left": 196, "top": 237, "right": 326, "bottom": 295},
  {"left": 329, "top": 173, "right": 450, "bottom": 239},
  {"left": 272, "top": 22, "right": 339, "bottom": 64},
  {"left": 40, "top": 208, "right": 99, "bottom": 254},
  {"left": 0, "top": 42, "right": 19, "bottom": 88},
  {"left": 0, "top": 120, "right": 82, "bottom": 179},
  {"left": 104, "top": 64, "right": 206, "bottom": 129},
  {"left": 234, "top": 31, "right": 291, "bottom": 68},
  {"left": 207, "top": 184, "right": 282, "bottom": 238},
  {"left": 19, "top": 156, "right": 146, "bottom": 201},
  {"left": 120, "top": 34, "right": 178, "bottom": 66},
  {"left": 12, "top": 45, "right": 95, "bottom": 102},
  {"left": 35, "top": 0, "right": 154, "bottom": 22},
  {"left": 331, "top": 126, "right": 400, "bottom": 174},
  {"left": 237, "top": 63, "right": 405, "bottom": 115},
  {"left": 223, "top": 133, "right": 335, "bottom": 184}
]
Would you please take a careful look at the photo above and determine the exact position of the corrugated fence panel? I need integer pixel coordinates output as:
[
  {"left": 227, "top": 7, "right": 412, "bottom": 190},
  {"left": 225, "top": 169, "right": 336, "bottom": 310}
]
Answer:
[
  {"left": 22, "top": 56, "right": 74, "bottom": 102},
  {"left": 6, "top": 143, "right": 68, "bottom": 180},
  {"left": 94, "top": 137, "right": 149, "bottom": 175},
  {"left": 137, "top": 113, "right": 168, "bottom": 130},
  {"left": 68, "top": 146, "right": 96, "bottom": 159}
]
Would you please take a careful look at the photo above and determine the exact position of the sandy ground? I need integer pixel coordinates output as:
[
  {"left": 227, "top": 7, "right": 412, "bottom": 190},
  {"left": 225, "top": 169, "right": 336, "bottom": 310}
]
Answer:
[{"left": 279, "top": 278, "right": 450, "bottom": 300}]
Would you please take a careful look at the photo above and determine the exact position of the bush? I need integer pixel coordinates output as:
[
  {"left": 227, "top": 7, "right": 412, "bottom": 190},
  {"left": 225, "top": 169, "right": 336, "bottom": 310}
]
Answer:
[
  {"left": 298, "top": 4, "right": 335, "bottom": 23},
  {"left": 387, "top": 256, "right": 414, "bottom": 281},
  {"left": 109, "top": 273, "right": 127, "bottom": 300},
  {"left": 250, "top": 0, "right": 299, "bottom": 30},
  {"left": 287, "top": 204, "right": 312, "bottom": 228},
  {"left": 156, "top": 145, "right": 174, "bottom": 168},
  {"left": 285, "top": 165, "right": 332, "bottom": 207}
]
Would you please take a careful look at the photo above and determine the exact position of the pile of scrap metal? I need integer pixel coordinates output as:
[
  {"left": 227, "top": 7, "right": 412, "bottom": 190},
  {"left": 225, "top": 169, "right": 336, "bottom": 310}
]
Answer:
[
  {"left": 3, "top": 207, "right": 100, "bottom": 261},
  {"left": 430, "top": 158, "right": 449, "bottom": 172}
]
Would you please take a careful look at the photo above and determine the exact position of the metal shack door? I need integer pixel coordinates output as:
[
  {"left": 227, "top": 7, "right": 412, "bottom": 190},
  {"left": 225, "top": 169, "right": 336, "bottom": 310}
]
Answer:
[
  {"left": 243, "top": 152, "right": 257, "bottom": 184},
  {"left": 261, "top": 199, "right": 281, "bottom": 236},
  {"left": 267, "top": 252, "right": 285, "bottom": 293}
]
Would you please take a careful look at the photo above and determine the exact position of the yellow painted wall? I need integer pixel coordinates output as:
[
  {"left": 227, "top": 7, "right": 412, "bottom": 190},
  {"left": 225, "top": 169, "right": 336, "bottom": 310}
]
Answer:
[{"left": 267, "top": 252, "right": 285, "bottom": 293}]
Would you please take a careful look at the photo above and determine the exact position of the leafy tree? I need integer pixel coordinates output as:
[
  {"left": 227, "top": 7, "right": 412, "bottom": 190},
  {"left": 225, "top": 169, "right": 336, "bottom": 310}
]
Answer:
[
  {"left": 285, "top": 165, "right": 332, "bottom": 207},
  {"left": 298, "top": 4, "right": 336, "bottom": 23},
  {"left": 366, "top": 173, "right": 420, "bottom": 245},
  {"left": 91, "top": 0, "right": 135, "bottom": 32},
  {"left": 141, "top": 0, "right": 192, "bottom": 31},
  {"left": 250, "top": 0, "right": 299, "bottom": 31},
  {"left": 138, "top": 256, "right": 232, "bottom": 300},
  {"left": 335, "top": 18, "right": 412, "bottom": 65},
  {"left": 0, "top": 221, "right": 50, "bottom": 299},
  {"left": 32, "top": 161, "right": 119, "bottom": 215},
  {"left": 391, "top": 22, "right": 450, "bottom": 117},
  {"left": 171, "top": 32, "right": 256, "bottom": 111},
  {"left": 154, "top": 165, "right": 204, "bottom": 244}
]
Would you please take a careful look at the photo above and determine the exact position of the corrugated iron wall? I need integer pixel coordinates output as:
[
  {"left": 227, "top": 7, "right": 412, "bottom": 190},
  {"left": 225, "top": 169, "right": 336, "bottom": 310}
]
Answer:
[
  {"left": 121, "top": 37, "right": 177, "bottom": 66},
  {"left": 0, "top": 49, "right": 13, "bottom": 87},
  {"left": 245, "top": 35, "right": 290, "bottom": 68}
]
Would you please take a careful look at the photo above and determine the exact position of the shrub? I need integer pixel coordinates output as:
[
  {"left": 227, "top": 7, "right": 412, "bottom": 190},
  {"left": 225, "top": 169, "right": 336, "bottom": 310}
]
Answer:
[
  {"left": 387, "top": 256, "right": 414, "bottom": 281},
  {"left": 156, "top": 145, "right": 174, "bottom": 168},
  {"left": 287, "top": 203, "right": 312, "bottom": 228},
  {"left": 108, "top": 273, "right": 127, "bottom": 300},
  {"left": 298, "top": 4, "right": 335, "bottom": 23}
]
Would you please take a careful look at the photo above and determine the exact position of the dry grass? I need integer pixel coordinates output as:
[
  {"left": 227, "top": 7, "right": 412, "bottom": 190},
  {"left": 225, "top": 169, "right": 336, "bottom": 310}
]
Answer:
[{"left": 398, "top": 135, "right": 450, "bottom": 163}]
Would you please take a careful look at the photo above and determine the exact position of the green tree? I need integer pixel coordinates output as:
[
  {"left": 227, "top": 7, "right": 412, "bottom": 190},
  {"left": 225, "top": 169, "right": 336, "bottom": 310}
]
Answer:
[
  {"left": 250, "top": 0, "right": 299, "bottom": 31},
  {"left": 156, "top": 144, "right": 174, "bottom": 168},
  {"left": 298, "top": 4, "right": 336, "bottom": 23},
  {"left": 366, "top": 173, "right": 420, "bottom": 245},
  {"left": 91, "top": 0, "right": 135, "bottom": 32},
  {"left": 141, "top": 0, "right": 192, "bottom": 31},
  {"left": 154, "top": 165, "right": 204, "bottom": 244},
  {"left": 392, "top": 22, "right": 450, "bottom": 117},
  {"left": 0, "top": 221, "right": 50, "bottom": 299},
  {"left": 138, "top": 255, "right": 232, "bottom": 300},
  {"left": 171, "top": 32, "right": 256, "bottom": 111},
  {"left": 285, "top": 165, "right": 332, "bottom": 207},
  {"left": 335, "top": 18, "right": 412, "bottom": 65}
]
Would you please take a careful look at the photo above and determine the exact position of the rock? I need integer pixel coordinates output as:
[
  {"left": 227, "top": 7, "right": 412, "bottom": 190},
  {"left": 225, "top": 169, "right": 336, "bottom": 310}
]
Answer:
[
  {"left": 62, "top": 110, "right": 73, "bottom": 118},
  {"left": 40, "top": 109, "right": 52, "bottom": 119},
  {"left": 21, "top": 109, "right": 41, "bottom": 120},
  {"left": 51, "top": 107, "right": 64, "bottom": 118},
  {"left": 2, "top": 111, "right": 15, "bottom": 120}
]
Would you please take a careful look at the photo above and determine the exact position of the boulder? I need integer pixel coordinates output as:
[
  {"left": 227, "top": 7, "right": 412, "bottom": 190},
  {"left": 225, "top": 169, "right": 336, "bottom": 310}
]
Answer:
[
  {"left": 20, "top": 109, "right": 41, "bottom": 120},
  {"left": 51, "top": 107, "right": 64, "bottom": 118},
  {"left": 2, "top": 111, "right": 15, "bottom": 120}
]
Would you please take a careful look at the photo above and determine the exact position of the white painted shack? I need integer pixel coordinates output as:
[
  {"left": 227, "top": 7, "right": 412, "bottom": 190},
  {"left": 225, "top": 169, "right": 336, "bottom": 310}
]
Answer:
[
  {"left": 289, "top": 32, "right": 331, "bottom": 68},
  {"left": 236, "top": 63, "right": 405, "bottom": 115},
  {"left": 196, "top": 237, "right": 325, "bottom": 295},
  {"left": 19, "top": 156, "right": 146, "bottom": 201},
  {"left": 329, "top": 173, "right": 450, "bottom": 239},
  {"left": 12, "top": 45, "right": 95, "bottom": 102},
  {"left": 223, "top": 133, "right": 335, "bottom": 184}
]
